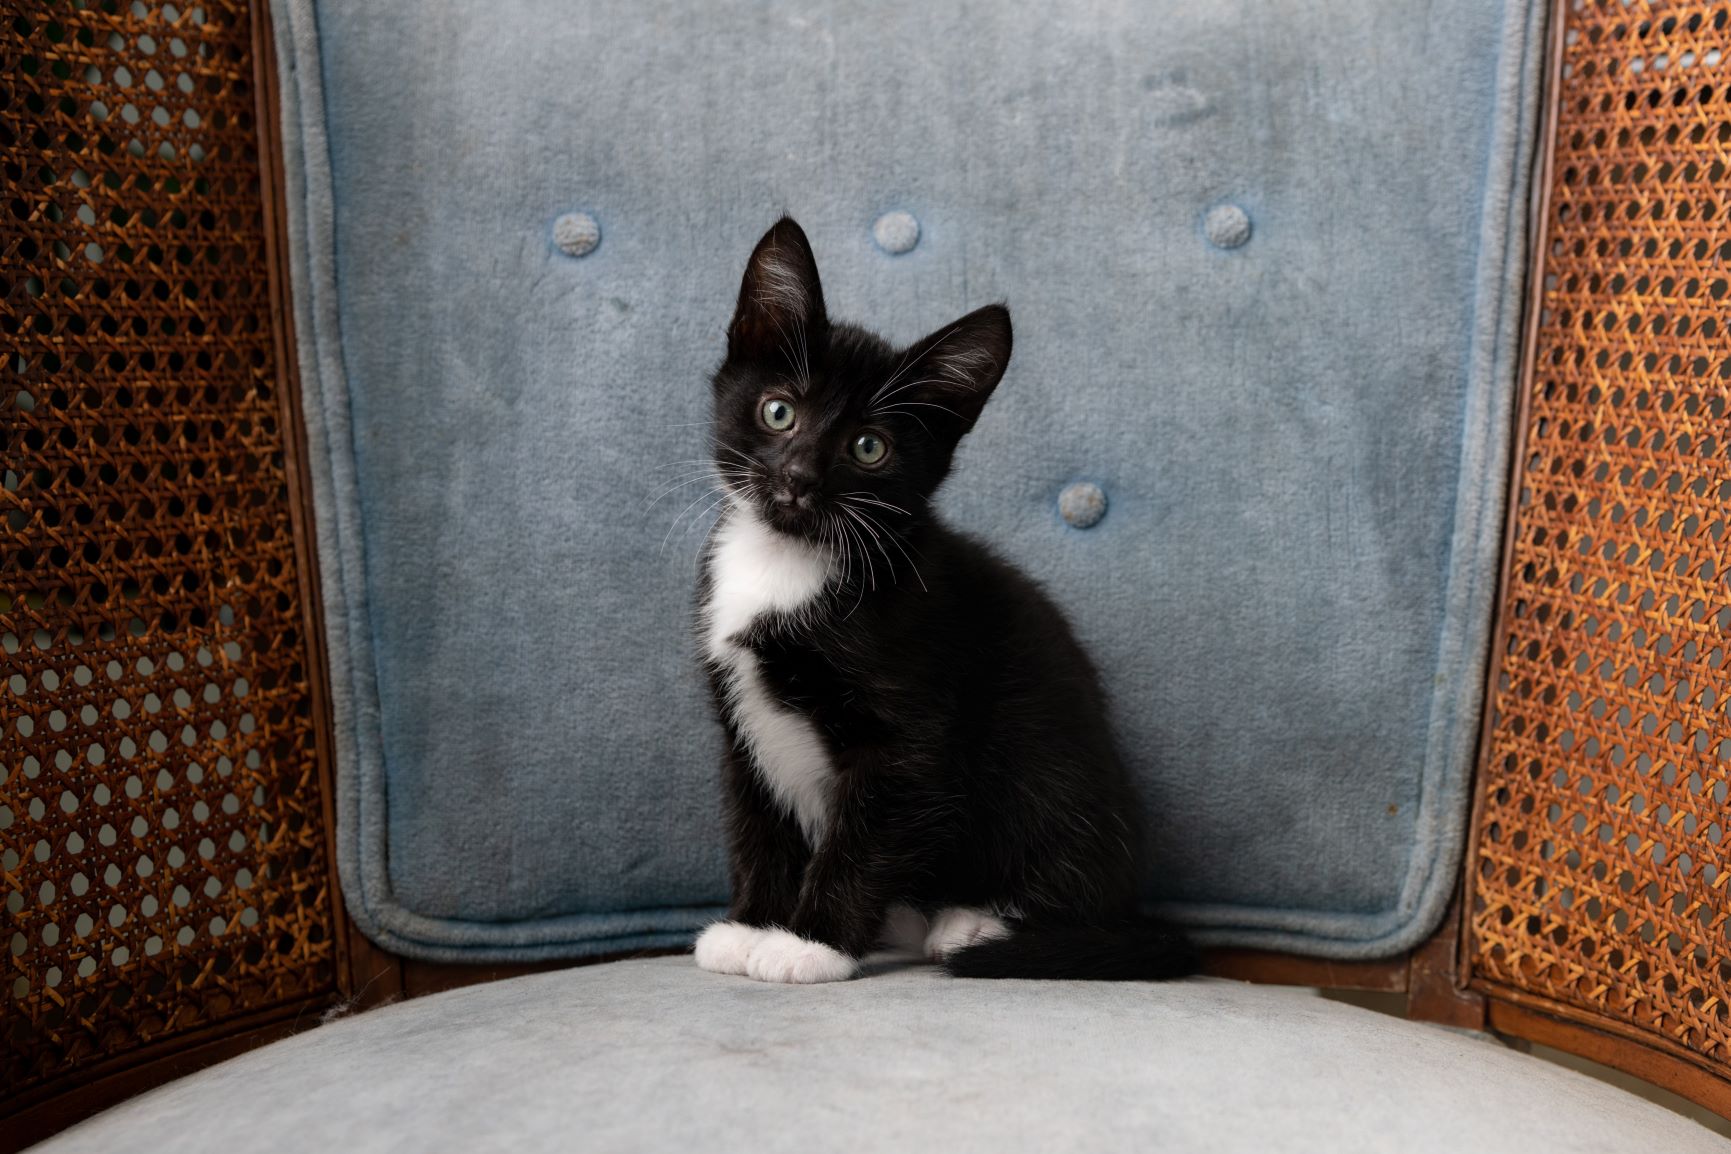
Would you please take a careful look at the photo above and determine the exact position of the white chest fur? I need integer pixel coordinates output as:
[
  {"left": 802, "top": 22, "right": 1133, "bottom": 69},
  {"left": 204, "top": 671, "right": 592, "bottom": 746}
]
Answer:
[{"left": 703, "top": 506, "right": 836, "bottom": 844}]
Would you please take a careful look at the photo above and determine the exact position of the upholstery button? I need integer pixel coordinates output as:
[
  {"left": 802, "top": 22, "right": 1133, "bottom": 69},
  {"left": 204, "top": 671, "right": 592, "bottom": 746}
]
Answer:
[
  {"left": 1058, "top": 482, "right": 1107, "bottom": 529},
  {"left": 553, "top": 211, "right": 601, "bottom": 257},
  {"left": 1203, "top": 203, "right": 1251, "bottom": 249},
  {"left": 872, "top": 210, "right": 920, "bottom": 255}
]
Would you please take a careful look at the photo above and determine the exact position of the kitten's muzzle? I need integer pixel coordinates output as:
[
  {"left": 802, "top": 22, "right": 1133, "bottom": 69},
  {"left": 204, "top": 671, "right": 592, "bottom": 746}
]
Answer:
[
  {"left": 766, "top": 478, "right": 821, "bottom": 534},
  {"left": 771, "top": 486, "right": 819, "bottom": 511},
  {"left": 771, "top": 466, "right": 819, "bottom": 512}
]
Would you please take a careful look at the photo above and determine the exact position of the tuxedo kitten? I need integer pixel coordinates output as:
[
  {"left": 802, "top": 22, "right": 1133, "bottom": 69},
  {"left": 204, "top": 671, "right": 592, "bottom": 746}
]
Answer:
[{"left": 692, "top": 217, "right": 1194, "bottom": 984}]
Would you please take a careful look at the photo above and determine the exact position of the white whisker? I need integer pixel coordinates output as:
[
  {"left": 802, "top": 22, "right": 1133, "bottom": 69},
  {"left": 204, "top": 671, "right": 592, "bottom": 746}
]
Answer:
[
  {"left": 645, "top": 474, "right": 716, "bottom": 507},
  {"left": 842, "top": 506, "right": 909, "bottom": 595},
  {"left": 870, "top": 339, "right": 942, "bottom": 405},
  {"left": 660, "top": 484, "right": 728, "bottom": 556},
  {"left": 840, "top": 506, "right": 891, "bottom": 585},
  {"left": 866, "top": 374, "right": 943, "bottom": 415},
  {"left": 838, "top": 491, "right": 913, "bottom": 516},
  {"left": 647, "top": 471, "right": 753, "bottom": 510},
  {"left": 653, "top": 457, "right": 727, "bottom": 470},
  {"left": 873, "top": 400, "right": 966, "bottom": 422},
  {"left": 846, "top": 504, "right": 927, "bottom": 593},
  {"left": 839, "top": 516, "right": 871, "bottom": 618},
  {"left": 682, "top": 489, "right": 733, "bottom": 540}
]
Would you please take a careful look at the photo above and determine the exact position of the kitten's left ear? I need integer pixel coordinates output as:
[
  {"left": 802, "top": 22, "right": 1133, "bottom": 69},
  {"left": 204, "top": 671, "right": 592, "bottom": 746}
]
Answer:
[
  {"left": 728, "top": 216, "right": 828, "bottom": 364},
  {"left": 891, "top": 304, "right": 1013, "bottom": 435}
]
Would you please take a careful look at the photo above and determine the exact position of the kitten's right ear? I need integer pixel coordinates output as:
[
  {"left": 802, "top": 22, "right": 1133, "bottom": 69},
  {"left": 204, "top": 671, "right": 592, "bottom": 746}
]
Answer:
[
  {"left": 728, "top": 217, "right": 827, "bottom": 365},
  {"left": 889, "top": 304, "right": 1013, "bottom": 436}
]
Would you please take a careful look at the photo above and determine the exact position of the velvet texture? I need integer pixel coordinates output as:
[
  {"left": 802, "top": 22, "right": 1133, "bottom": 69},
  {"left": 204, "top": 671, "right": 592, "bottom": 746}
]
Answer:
[
  {"left": 272, "top": 0, "right": 1547, "bottom": 960},
  {"left": 38, "top": 959, "right": 1727, "bottom": 1154}
]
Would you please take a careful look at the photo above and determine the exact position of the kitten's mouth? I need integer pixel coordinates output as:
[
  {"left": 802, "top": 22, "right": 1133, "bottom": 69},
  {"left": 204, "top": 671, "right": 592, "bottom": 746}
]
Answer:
[{"left": 763, "top": 499, "right": 823, "bottom": 538}]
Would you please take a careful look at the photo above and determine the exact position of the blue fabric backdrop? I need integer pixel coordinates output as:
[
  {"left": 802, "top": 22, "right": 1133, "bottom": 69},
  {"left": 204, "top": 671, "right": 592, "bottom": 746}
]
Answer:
[{"left": 273, "top": 0, "right": 1547, "bottom": 960}]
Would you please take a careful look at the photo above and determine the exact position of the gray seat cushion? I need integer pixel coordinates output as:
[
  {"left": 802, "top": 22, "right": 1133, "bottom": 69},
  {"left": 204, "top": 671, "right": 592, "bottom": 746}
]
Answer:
[
  {"left": 39, "top": 958, "right": 1725, "bottom": 1153},
  {"left": 273, "top": 0, "right": 1547, "bottom": 962}
]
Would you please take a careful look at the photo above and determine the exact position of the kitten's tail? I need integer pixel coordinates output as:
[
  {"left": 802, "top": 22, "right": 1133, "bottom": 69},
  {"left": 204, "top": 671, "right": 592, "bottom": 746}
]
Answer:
[{"left": 943, "top": 920, "right": 1197, "bottom": 981}]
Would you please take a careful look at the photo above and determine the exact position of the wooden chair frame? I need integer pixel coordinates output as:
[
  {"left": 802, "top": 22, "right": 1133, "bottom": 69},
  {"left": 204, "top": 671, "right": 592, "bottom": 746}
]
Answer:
[{"left": 4, "top": 0, "right": 1727, "bottom": 1146}]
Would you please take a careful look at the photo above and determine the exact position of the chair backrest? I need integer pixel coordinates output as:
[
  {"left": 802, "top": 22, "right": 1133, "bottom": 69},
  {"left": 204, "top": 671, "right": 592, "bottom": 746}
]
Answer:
[{"left": 268, "top": 0, "right": 1538, "bottom": 967}]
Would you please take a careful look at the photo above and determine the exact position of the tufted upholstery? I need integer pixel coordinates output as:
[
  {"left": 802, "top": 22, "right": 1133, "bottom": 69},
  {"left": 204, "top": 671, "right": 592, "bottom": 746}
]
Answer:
[{"left": 272, "top": 0, "right": 1548, "bottom": 961}]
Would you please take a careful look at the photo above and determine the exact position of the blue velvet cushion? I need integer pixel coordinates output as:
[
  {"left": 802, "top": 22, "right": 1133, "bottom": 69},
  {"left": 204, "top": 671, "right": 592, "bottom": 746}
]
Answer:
[
  {"left": 37, "top": 961, "right": 1730, "bottom": 1154},
  {"left": 272, "top": 0, "right": 1547, "bottom": 961}
]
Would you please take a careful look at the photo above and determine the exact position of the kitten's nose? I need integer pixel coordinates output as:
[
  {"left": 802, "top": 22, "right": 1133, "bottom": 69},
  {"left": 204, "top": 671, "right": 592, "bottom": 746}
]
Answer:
[{"left": 774, "top": 464, "right": 819, "bottom": 509}]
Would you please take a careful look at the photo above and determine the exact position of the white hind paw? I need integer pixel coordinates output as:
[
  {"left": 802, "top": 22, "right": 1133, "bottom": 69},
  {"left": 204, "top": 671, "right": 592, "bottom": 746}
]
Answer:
[
  {"left": 744, "top": 929, "right": 858, "bottom": 984},
  {"left": 924, "top": 907, "right": 1011, "bottom": 960},
  {"left": 694, "top": 920, "right": 767, "bottom": 976}
]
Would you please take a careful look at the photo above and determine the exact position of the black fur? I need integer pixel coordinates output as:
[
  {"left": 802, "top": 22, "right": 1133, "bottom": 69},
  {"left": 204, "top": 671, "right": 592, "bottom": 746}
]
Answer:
[{"left": 698, "top": 217, "right": 1193, "bottom": 981}]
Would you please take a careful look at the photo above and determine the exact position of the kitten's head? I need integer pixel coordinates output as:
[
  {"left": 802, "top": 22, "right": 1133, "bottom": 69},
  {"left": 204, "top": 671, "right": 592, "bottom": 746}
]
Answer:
[{"left": 711, "top": 217, "right": 1011, "bottom": 554}]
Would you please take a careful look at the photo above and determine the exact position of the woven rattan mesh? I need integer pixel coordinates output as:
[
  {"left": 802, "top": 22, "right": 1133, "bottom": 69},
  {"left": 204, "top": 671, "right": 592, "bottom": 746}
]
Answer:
[
  {"left": 1470, "top": 0, "right": 1731, "bottom": 1075},
  {"left": 2, "top": 1, "right": 337, "bottom": 1102}
]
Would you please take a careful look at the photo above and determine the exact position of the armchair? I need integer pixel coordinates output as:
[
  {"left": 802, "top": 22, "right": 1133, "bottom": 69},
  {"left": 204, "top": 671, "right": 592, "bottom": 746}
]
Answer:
[{"left": 4, "top": 0, "right": 1729, "bottom": 1147}]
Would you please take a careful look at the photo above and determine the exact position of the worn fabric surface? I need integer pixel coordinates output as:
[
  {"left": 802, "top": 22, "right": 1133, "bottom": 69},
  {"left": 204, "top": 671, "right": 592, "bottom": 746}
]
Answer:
[
  {"left": 272, "top": 0, "right": 1547, "bottom": 959},
  {"left": 36, "top": 958, "right": 1728, "bottom": 1154}
]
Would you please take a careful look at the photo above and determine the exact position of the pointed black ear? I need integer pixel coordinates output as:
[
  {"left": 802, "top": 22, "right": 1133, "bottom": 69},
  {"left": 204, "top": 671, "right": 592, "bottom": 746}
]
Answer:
[
  {"left": 884, "top": 304, "right": 1013, "bottom": 435},
  {"left": 728, "top": 216, "right": 827, "bottom": 364}
]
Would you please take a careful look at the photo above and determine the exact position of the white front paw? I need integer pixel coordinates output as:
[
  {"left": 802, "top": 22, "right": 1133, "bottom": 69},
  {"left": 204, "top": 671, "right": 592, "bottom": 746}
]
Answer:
[
  {"left": 744, "top": 929, "right": 858, "bottom": 984},
  {"left": 924, "top": 907, "right": 1010, "bottom": 960},
  {"left": 694, "top": 920, "right": 767, "bottom": 976}
]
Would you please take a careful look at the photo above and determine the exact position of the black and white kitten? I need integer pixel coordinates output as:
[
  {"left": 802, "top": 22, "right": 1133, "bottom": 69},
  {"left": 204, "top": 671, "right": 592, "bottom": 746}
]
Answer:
[{"left": 692, "top": 217, "right": 1194, "bottom": 984}]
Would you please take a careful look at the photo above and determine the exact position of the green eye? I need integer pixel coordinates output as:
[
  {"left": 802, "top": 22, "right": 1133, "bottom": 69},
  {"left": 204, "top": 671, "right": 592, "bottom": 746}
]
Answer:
[
  {"left": 850, "top": 432, "right": 888, "bottom": 467},
  {"left": 762, "top": 398, "right": 795, "bottom": 431}
]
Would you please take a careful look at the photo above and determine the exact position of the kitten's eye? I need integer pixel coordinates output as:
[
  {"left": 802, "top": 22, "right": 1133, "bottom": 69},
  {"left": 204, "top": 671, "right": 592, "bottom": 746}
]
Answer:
[
  {"left": 850, "top": 432, "right": 889, "bottom": 467},
  {"left": 761, "top": 398, "right": 796, "bottom": 431}
]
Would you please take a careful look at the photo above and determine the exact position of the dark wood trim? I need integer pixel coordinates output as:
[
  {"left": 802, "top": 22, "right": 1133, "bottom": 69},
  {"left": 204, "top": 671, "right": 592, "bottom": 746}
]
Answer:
[
  {"left": 1200, "top": 950, "right": 1408, "bottom": 992},
  {"left": 1485, "top": 995, "right": 1731, "bottom": 1122},
  {"left": 1456, "top": 0, "right": 1567, "bottom": 991},
  {"left": 1401, "top": 0, "right": 1565, "bottom": 1026},
  {"left": 1, "top": 996, "right": 333, "bottom": 1154},
  {"left": 1406, "top": 895, "right": 1486, "bottom": 1029},
  {"left": 397, "top": 948, "right": 684, "bottom": 998},
  {"left": 250, "top": 0, "right": 406, "bottom": 1014}
]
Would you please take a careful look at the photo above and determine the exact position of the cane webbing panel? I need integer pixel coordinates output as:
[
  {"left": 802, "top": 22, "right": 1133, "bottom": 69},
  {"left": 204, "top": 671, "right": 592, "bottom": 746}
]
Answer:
[
  {"left": 1, "top": 0, "right": 337, "bottom": 1105},
  {"left": 1471, "top": 0, "right": 1731, "bottom": 1076}
]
